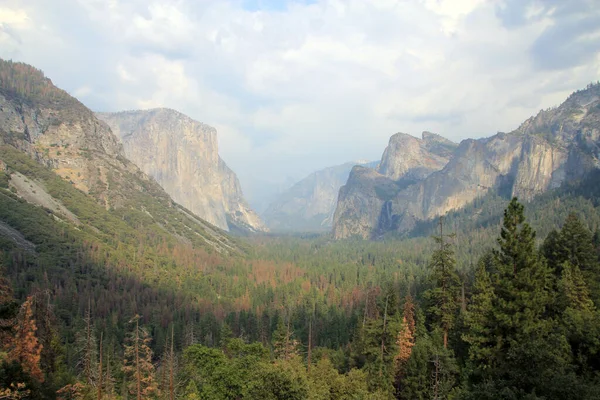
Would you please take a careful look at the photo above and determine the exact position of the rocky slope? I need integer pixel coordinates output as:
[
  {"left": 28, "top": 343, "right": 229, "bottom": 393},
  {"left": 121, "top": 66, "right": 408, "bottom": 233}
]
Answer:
[
  {"left": 0, "top": 59, "right": 239, "bottom": 253},
  {"left": 333, "top": 83, "right": 600, "bottom": 239},
  {"left": 263, "top": 161, "right": 375, "bottom": 232},
  {"left": 96, "top": 109, "right": 266, "bottom": 234}
]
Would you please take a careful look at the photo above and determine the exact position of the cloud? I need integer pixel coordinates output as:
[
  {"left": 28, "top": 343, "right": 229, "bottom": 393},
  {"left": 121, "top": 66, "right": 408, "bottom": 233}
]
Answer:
[{"left": 1, "top": 0, "right": 599, "bottom": 208}]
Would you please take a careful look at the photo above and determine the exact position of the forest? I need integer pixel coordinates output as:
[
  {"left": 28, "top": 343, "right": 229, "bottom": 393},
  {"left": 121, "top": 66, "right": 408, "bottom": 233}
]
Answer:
[
  {"left": 2, "top": 58, "right": 600, "bottom": 399},
  {"left": 2, "top": 169, "right": 600, "bottom": 399}
]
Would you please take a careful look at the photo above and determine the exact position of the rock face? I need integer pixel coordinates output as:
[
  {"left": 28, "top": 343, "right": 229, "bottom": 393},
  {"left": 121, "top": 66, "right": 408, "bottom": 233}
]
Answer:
[
  {"left": 333, "top": 132, "right": 457, "bottom": 238},
  {"left": 96, "top": 109, "right": 266, "bottom": 233},
  {"left": 263, "top": 161, "right": 375, "bottom": 232},
  {"left": 378, "top": 132, "right": 456, "bottom": 181},
  {"left": 333, "top": 83, "right": 600, "bottom": 239},
  {"left": 0, "top": 61, "right": 147, "bottom": 210},
  {"left": 0, "top": 59, "right": 239, "bottom": 253}
]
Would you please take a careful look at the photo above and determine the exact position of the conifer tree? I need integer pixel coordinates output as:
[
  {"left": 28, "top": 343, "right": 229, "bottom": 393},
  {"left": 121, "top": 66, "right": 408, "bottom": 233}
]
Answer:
[
  {"left": 462, "top": 253, "right": 495, "bottom": 374},
  {"left": 466, "top": 198, "right": 573, "bottom": 398},
  {"left": 272, "top": 319, "right": 299, "bottom": 361},
  {"left": 558, "top": 213, "right": 600, "bottom": 303},
  {"left": 9, "top": 296, "right": 43, "bottom": 382},
  {"left": 560, "top": 261, "right": 595, "bottom": 312},
  {"left": 426, "top": 217, "right": 460, "bottom": 348},
  {"left": 123, "top": 315, "right": 158, "bottom": 399},
  {"left": 76, "top": 302, "right": 97, "bottom": 387},
  {"left": 593, "top": 229, "right": 600, "bottom": 259},
  {"left": 394, "top": 295, "right": 416, "bottom": 390},
  {"left": 558, "top": 260, "right": 600, "bottom": 384}
]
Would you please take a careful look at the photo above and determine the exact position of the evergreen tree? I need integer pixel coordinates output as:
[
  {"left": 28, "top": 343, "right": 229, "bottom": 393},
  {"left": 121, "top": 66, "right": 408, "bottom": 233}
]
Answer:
[
  {"left": 558, "top": 213, "right": 600, "bottom": 304},
  {"left": 593, "top": 229, "right": 600, "bottom": 259},
  {"left": 542, "top": 229, "right": 562, "bottom": 272},
  {"left": 466, "top": 198, "right": 573, "bottom": 399},
  {"left": 272, "top": 319, "right": 299, "bottom": 361},
  {"left": 462, "top": 253, "right": 495, "bottom": 374},
  {"left": 426, "top": 217, "right": 460, "bottom": 348}
]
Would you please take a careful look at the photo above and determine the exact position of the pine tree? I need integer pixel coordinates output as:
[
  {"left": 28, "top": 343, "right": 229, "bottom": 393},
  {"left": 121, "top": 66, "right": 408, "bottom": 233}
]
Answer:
[
  {"left": 559, "top": 262, "right": 595, "bottom": 312},
  {"left": 558, "top": 213, "right": 600, "bottom": 304},
  {"left": 358, "top": 286, "right": 401, "bottom": 395},
  {"left": 395, "top": 295, "right": 416, "bottom": 390},
  {"left": 272, "top": 319, "right": 299, "bottom": 361},
  {"left": 466, "top": 198, "right": 573, "bottom": 398},
  {"left": 558, "top": 260, "right": 600, "bottom": 385},
  {"left": 76, "top": 302, "right": 97, "bottom": 387},
  {"left": 9, "top": 296, "right": 44, "bottom": 382},
  {"left": 403, "top": 295, "right": 415, "bottom": 339},
  {"left": 426, "top": 217, "right": 460, "bottom": 348},
  {"left": 462, "top": 253, "right": 496, "bottom": 375},
  {"left": 593, "top": 229, "right": 600, "bottom": 259},
  {"left": 122, "top": 315, "right": 159, "bottom": 399}
]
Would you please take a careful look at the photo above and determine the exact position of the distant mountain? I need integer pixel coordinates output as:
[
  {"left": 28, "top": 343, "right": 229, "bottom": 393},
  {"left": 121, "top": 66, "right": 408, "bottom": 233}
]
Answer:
[
  {"left": 0, "top": 58, "right": 238, "bottom": 253},
  {"left": 263, "top": 161, "right": 376, "bottom": 232},
  {"left": 332, "top": 83, "right": 600, "bottom": 239},
  {"left": 96, "top": 109, "right": 266, "bottom": 234}
]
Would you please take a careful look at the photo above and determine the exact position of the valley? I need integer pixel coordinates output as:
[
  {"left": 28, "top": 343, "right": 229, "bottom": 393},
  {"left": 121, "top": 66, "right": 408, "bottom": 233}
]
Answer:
[{"left": 1, "top": 53, "right": 600, "bottom": 400}]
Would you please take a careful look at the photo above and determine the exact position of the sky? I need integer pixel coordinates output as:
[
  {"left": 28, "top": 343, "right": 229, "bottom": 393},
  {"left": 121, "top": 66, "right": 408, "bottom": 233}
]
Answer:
[{"left": 1, "top": 0, "right": 600, "bottom": 210}]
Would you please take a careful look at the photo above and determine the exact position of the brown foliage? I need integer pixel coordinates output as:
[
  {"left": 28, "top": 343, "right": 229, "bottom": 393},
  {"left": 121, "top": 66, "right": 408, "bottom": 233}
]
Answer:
[{"left": 9, "top": 296, "right": 44, "bottom": 382}]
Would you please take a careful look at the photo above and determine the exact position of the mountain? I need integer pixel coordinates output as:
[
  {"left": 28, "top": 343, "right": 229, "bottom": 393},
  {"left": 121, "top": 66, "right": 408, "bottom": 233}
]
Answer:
[
  {"left": 0, "top": 59, "right": 238, "bottom": 253},
  {"left": 96, "top": 109, "right": 266, "bottom": 234},
  {"left": 333, "top": 131, "right": 458, "bottom": 238},
  {"left": 262, "top": 161, "right": 376, "bottom": 232},
  {"left": 333, "top": 83, "right": 600, "bottom": 239}
]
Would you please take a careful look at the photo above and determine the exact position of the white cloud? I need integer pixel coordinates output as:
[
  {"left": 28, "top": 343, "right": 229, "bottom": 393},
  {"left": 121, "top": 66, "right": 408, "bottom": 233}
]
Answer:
[{"left": 0, "top": 0, "right": 599, "bottom": 206}]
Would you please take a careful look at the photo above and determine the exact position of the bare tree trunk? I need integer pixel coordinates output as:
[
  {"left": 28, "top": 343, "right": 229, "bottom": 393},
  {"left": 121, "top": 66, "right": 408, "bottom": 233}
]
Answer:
[
  {"left": 285, "top": 318, "right": 291, "bottom": 360},
  {"left": 380, "top": 295, "right": 389, "bottom": 377},
  {"left": 136, "top": 319, "right": 141, "bottom": 400},
  {"left": 85, "top": 300, "right": 93, "bottom": 385},
  {"left": 161, "top": 336, "right": 168, "bottom": 396},
  {"left": 106, "top": 351, "right": 113, "bottom": 398},
  {"left": 97, "top": 332, "right": 103, "bottom": 400},
  {"left": 307, "top": 318, "right": 312, "bottom": 374},
  {"left": 433, "top": 355, "right": 440, "bottom": 400},
  {"left": 362, "top": 290, "right": 368, "bottom": 328},
  {"left": 169, "top": 326, "right": 174, "bottom": 400}
]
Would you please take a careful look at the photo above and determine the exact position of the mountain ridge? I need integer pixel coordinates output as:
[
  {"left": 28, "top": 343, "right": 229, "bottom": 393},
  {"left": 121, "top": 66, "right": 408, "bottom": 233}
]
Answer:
[
  {"left": 332, "top": 83, "right": 600, "bottom": 239},
  {"left": 0, "top": 58, "right": 240, "bottom": 253}
]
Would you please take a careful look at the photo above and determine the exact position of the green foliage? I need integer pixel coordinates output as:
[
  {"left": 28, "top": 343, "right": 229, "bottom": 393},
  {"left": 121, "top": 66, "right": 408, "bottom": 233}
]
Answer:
[
  {"left": 399, "top": 331, "right": 457, "bottom": 400},
  {"left": 425, "top": 218, "right": 460, "bottom": 348},
  {"left": 544, "top": 213, "right": 600, "bottom": 304},
  {"left": 462, "top": 199, "right": 593, "bottom": 399}
]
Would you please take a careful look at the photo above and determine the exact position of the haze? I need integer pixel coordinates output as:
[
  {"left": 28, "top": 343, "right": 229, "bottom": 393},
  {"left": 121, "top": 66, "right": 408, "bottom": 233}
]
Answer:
[{"left": 1, "top": 0, "right": 599, "bottom": 209}]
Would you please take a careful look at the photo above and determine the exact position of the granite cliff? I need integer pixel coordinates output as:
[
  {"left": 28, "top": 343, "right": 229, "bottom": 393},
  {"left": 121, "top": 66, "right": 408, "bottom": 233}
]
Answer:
[
  {"left": 333, "top": 132, "right": 457, "bottom": 238},
  {"left": 0, "top": 59, "right": 239, "bottom": 253},
  {"left": 333, "top": 83, "right": 600, "bottom": 239},
  {"left": 96, "top": 109, "right": 266, "bottom": 233},
  {"left": 263, "top": 161, "right": 375, "bottom": 232}
]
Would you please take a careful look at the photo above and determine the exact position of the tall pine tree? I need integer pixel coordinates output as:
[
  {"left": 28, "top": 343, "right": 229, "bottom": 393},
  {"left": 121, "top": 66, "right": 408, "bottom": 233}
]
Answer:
[
  {"left": 465, "top": 198, "right": 574, "bottom": 399},
  {"left": 426, "top": 217, "right": 460, "bottom": 348}
]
